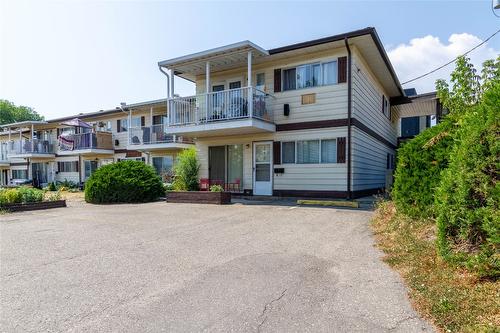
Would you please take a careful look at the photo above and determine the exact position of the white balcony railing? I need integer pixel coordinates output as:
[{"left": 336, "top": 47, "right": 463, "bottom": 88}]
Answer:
[
  {"left": 58, "top": 132, "right": 113, "bottom": 151},
  {"left": 168, "top": 86, "right": 272, "bottom": 127},
  {"left": 0, "top": 143, "right": 8, "bottom": 161},
  {"left": 8, "top": 139, "right": 55, "bottom": 155},
  {"left": 128, "top": 124, "right": 194, "bottom": 146}
]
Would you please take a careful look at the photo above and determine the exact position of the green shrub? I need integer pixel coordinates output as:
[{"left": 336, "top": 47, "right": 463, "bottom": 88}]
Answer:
[
  {"left": 17, "top": 187, "right": 44, "bottom": 203},
  {"left": 84, "top": 160, "right": 164, "bottom": 204},
  {"left": 392, "top": 120, "right": 455, "bottom": 218},
  {"left": 435, "top": 82, "right": 500, "bottom": 278},
  {"left": 45, "top": 190, "right": 62, "bottom": 202},
  {"left": 48, "top": 182, "right": 57, "bottom": 191},
  {"left": 56, "top": 179, "right": 78, "bottom": 190},
  {"left": 172, "top": 148, "right": 200, "bottom": 191},
  {"left": 209, "top": 184, "right": 224, "bottom": 192},
  {"left": 0, "top": 188, "right": 23, "bottom": 204}
]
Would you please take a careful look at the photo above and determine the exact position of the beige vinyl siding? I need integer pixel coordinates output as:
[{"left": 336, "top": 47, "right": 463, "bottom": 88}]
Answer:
[
  {"left": 351, "top": 128, "right": 394, "bottom": 191},
  {"left": 55, "top": 156, "right": 80, "bottom": 183},
  {"left": 195, "top": 127, "right": 348, "bottom": 192},
  {"left": 351, "top": 49, "right": 397, "bottom": 146},
  {"left": 195, "top": 48, "right": 349, "bottom": 125}
]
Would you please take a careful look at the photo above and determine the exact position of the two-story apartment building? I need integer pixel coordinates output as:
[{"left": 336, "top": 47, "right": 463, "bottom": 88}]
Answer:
[
  {"left": 158, "top": 27, "right": 437, "bottom": 198},
  {"left": 0, "top": 99, "right": 193, "bottom": 187}
]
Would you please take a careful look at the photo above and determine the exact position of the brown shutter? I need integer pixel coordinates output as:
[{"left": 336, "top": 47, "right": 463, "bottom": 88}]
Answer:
[
  {"left": 382, "top": 95, "right": 386, "bottom": 114},
  {"left": 141, "top": 116, "right": 145, "bottom": 127},
  {"left": 338, "top": 56, "right": 347, "bottom": 83},
  {"left": 337, "top": 137, "right": 346, "bottom": 163},
  {"left": 56, "top": 128, "right": 60, "bottom": 137},
  {"left": 117, "top": 119, "right": 121, "bottom": 133},
  {"left": 273, "top": 141, "right": 281, "bottom": 165},
  {"left": 274, "top": 69, "right": 282, "bottom": 93}
]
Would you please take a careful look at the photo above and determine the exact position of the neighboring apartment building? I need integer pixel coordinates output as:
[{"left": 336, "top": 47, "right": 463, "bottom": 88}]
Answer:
[
  {"left": 0, "top": 99, "right": 193, "bottom": 187},
  {"left": 158, "top": 27, "right": 439, "bottom": 198}
]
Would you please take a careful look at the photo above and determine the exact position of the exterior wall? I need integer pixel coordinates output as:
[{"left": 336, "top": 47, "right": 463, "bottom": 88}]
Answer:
[{"left": 195, "top": 127, "right": 348, "bottom": 193}]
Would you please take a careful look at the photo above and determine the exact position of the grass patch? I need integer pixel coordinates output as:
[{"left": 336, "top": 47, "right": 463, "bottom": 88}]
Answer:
[{"left": 372, "top": 201, "right": 500, "bottom": 333}]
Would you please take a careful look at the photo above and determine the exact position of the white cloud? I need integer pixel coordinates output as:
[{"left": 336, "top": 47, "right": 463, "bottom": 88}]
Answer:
[{"left": 387, "top": 33, "right": 499, "bottom": 94}]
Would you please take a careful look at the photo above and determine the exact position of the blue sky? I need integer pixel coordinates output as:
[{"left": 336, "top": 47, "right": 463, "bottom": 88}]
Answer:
[{"left": 1, "top": 0, "right": 499, "bottom": 119}]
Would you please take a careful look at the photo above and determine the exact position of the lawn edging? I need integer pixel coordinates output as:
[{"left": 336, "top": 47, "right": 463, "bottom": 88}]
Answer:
[
  {"left": 1, "top": 200, "right": 67, "bottom": 212},
  {"left": 166, "top": 191, "right": 231, "bottom": 205}
]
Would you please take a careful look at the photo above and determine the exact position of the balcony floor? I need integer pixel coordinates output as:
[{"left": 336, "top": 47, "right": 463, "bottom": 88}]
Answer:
[
  {"left": 57, "top": 149, "right": 114, "bottom": 156},
  {"left": 127, "top": 142, "right": 194, "bottom": 151},
  {"left": 7, "top": 153, "right": 56, "bottom": 159},
  {"left": 167, "top": 118, "right": 275, "bottom": 138}
]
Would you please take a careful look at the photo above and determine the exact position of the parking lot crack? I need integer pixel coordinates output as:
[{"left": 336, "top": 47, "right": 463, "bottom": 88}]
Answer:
[{"left": 257, "top": 288, "right": 287, "bottom": 332}]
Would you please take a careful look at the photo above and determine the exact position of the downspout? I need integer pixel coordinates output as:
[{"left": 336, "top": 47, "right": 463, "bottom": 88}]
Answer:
[
  {"left": 344, "top": 38, "right": 352, "bottom": 199},
  {"left": 158, "top": 66, "right": 171, "bottom": 99}
]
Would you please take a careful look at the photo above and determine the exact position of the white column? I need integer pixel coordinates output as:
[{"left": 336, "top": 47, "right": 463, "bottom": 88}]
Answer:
[
  {"left": 31, "top": 124, "right": 34, "bottom": 152},
  {"left": 205, "top": 61, "right": 210, "bottom": 122},
  {"left": 128, "top": 109, "right": 132, "bottom": 145},
  {"left": 150, "top": 106, "right": 153, "bottom": 128},
  {"left": 247, "top": 51, "right": 253, "bottom": 118}
]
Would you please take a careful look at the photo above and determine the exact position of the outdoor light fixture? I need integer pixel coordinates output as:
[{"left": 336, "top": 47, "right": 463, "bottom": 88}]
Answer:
[{"left": 495, "top": 0, "right": 500, "bottom": 9}]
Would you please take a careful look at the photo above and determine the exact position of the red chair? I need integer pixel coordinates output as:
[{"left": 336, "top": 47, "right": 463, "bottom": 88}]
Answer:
[{"left": 199, "top": 178, "right": 210, "bottom": 191}]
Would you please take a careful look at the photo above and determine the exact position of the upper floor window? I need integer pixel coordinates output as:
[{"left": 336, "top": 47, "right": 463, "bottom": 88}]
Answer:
[
  {"left": 97, "top": 121, "right": 112, "bottom": 132},
  {"left": 130, "top": 117, "right": 142, "bottom": 128},
  {"left": 382, "top": 95, "right": 390, "bottom": 119},
  {"left": 283, "top": 60, "right": 338, "bottom": 92}
]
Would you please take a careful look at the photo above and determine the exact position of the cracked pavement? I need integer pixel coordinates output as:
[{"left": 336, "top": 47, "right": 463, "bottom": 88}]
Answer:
[{"left": 0, "top": 201, "right": 434, "bottom": 332}]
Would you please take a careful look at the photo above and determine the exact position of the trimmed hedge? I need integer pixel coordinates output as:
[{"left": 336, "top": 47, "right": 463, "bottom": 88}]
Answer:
[
  {"left": 435, "top": 83, "right": 500, "bottom": 278},
  {"left": 392, "top": 120, "right": 455, "bottom": 218},
  {"left": 84, "top": 160, "right": 164, "bottom": 204}
]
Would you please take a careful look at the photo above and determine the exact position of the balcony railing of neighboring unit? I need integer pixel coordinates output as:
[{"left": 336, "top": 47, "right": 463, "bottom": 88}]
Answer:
[
  {"left": 58, "top": 132, "right": 113, "bottom": 151},
  {"left": 0, "top": 143, "right": 8, "bottom": 161},
  {"left": 168, "top": 86, "right": 272, "bottom": 127},
  {"left": 128, "top": 124, "right": 194, "bottom": 146},
  {"left": 8, "top": 139, "right": 55, "bottom": 155}
]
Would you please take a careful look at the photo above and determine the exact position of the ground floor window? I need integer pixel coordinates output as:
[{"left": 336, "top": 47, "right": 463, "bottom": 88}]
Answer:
[
  {"left": 84, "top": 160, "right": 98, "bottom": 179},
  {"left": 12, "top": 169, "right": 28, "bottom": 179},
  {"left": 58, "top": 161, "right": 78, "bottom": 172},
  {"left": 282, "top": 138, "right": 339, "bottom": 164},
  {"left": 152, "top": 156, "right": 174, "bottom": 182}
]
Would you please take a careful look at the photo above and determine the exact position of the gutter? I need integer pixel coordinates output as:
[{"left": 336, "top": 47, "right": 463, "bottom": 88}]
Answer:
[{"left": 344, "top": 37, "right": 352, "bottom": 200}]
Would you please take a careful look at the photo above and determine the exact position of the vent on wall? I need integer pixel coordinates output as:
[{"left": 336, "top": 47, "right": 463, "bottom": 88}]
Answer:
[{"left": 301, "top": 93, "right": 316, "bottom": 105}]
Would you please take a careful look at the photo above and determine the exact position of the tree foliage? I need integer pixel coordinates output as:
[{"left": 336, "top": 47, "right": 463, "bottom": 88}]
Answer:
[
  {"left": 0, "top": 99, "right": 44, "bottom": 125},
  {"left": 172, "top": 147, "right": 200, "bottom": 191}
]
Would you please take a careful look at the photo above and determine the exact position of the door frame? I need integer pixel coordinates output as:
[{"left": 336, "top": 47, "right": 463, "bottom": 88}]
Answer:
[{"left": 252, "top": 141, "right": 273, "bottom": 196}]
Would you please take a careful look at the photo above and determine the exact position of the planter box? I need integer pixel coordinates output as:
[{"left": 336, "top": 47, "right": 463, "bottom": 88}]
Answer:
[
  {"left": 166, "top": 191, "right": 231, "bottom": 205},
  {"left": 1, "top": 200, "right": 67, "bottom": 212}
]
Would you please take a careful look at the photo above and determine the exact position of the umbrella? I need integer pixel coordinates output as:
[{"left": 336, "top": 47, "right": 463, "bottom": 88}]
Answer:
[{"left": 60, "top": 118, "right": 92, "bottom": 128}]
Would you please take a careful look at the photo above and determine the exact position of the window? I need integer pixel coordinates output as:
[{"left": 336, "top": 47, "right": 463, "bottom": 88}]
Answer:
[
  {"left": 152, "top": 156, "right": 174, "bottom": 175},
  {"left": 296, "top": 140, "right": 320, "bottom": 164},
  {"left": 256, "top": 73, "right": 265, "bottom": 90},
  {"left": 227, "top": 145, "right": 243, "bottom": 184},
  {"left": 84, "top": 160, "right": 98, "bottom": 179},
  {"left": 130, "top": 117, "right": 142, "bottom": 128},
  {"left": 387, "top": 153, "right": 396, "bottom": 170},
  {"left": 12, "top": 169, "right": 28, "bottom": 179},
  {"left": 59, "top": 127, "right": 75, "bottom": 136},
  {"left": 283, "top": 68, "right": 296, "bottom": 91},
  {"left": 382, "top": 96, "right": 390, "bottom": 119},
  {"left": 58, "top": 161, "right": 78, "bottom": 172},
  {"left": 98, "top": 121, "right": 112, "bottom": 132},
  {"left": 119, "top": 118, "right": 128, "bottom": 132},
  {"left": 321, "top": 139, "right": 337, "bottom": 163},
  {"left": 283, "top": 59, "right": 339, "bottom": 91},
  {"left": 282, "top": 142, "right": 295, "bottom": 164},
  {"left": 322, "top": 61, "right": 338, "bottom": 85}
]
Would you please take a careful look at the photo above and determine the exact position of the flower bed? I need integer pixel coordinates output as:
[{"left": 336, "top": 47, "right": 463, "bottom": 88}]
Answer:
[
  {"left": 0, "top": 186, "right": 66, "bottom": 212},
  {"left": 166, "top": 191, "right": 231, "bottom": 205}
]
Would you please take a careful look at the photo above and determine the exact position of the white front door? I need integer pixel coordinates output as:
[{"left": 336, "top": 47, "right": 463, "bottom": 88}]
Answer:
[{"left": 253, "top": 141, "right": 273, "bottom": 196}]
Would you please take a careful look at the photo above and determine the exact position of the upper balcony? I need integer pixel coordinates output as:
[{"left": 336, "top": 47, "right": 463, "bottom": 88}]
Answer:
[
  {"left": 7, "top": 139, "right": 56, "bottom": 158},
  {"left": 58, "top": 132, "right": 114, "bottom": 155},
  {"left": 159, "top": 41, "right": 276, "bottom": 137},
  {"left": 128, "top": 124, "right": 194, "bottom": 150},
  {"left": 167, "top": 86, "right": 274, "bottom": 137}
]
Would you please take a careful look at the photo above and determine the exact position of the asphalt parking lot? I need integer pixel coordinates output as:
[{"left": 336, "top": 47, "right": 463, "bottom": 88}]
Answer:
[{"left": 0, "top": 201, "right": 433, "bottom": 332}]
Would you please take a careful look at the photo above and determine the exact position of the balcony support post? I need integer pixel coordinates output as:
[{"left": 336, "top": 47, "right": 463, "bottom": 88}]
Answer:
[
  {"left": 247, "top": 50, "right": 253, "bottom": 118},
  {"left": 205, "top": 61, "right": 210, "bottom": 124},
  {"left": 31, "top": 124, "right": 34, "bottom": 152}
]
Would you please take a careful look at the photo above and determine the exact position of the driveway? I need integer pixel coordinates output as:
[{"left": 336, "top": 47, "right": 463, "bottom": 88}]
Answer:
[{"left": 0, "top": 201, "right": 433, "bottom": 332}]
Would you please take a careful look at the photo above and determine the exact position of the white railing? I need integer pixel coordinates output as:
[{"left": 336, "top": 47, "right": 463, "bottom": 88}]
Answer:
[
  {"left": 168, "top": 86, "right": 272, "bottom": 126},
  {"left": 58, "top": 132, "right": 113, "bottom": 151},
  {"left": 8, "top": 139, "right": 54, "bottom": 155},
  {"left": 0, "top": 143, "right": 8, "bottom": 161},
  {"left": 128, "top": 124, "right": 194, "bottom": 145}
]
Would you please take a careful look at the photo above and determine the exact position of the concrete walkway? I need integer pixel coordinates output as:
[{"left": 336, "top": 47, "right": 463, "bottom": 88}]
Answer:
[{"left": 0, "top": 201, "right": 433, "bottom": 332}]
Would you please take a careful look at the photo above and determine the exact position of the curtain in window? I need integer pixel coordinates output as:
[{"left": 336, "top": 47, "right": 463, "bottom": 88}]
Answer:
[
  {"left": 296, "top": 140, "right": 320, "bottom": 164},
  {"left": 283, "top": 68, "right": 296, "bottom": 91},
  {"left": 227, "top": 145, "right": 243, "bottom": 184},
  {"left": 321, "top": 139, "right": 337, "bottom": 163},
  {"left": 297, "top": 65, "right": 311, "bottom": 89},
  {"left": 322, "top": 61, "right": 338, "bottom": 85},
  {"left": 152, "top": 156, "right": 173, "bottom": 175},
  {"left": 282, "top": 142, "right": 295, "bottom": 163}
]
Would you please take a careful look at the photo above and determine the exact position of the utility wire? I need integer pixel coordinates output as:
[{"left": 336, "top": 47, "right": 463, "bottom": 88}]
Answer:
[{"left": 401, "top": 28, "right": 500, "bottom": 85}]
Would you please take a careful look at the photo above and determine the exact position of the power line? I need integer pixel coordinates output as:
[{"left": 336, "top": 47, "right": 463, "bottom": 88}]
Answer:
[{"left": 401, "top": 28, "right": 500, "bottom": 85}]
